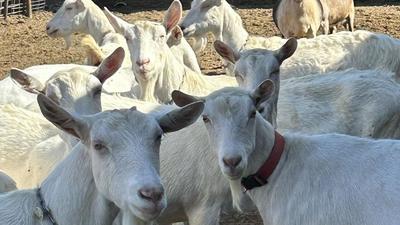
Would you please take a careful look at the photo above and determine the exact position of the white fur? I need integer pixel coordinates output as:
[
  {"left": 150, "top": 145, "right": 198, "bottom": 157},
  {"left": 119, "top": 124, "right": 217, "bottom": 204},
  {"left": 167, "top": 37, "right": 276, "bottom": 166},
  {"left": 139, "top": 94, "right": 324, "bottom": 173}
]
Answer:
[
  {"left": 225, "top": 46, "right": 400, "bottom": 139},
  {"left": 0, "top": 171, "right": 17, "bottom": 193},
  {"left": 0, "top": 50, "right": 131, "bottom": 188},
  {"left": 0, "top": 64, "right": 95, "bottom": 111},
  {"left": 6, "top": 59, "right": 246, "bottom": 225},
  {"left": 275, "top": 0, "right": 327, "bottom": 38},
  {"left": 181, "top": 0, "right": 400, "bottom": 78},
  {"left": 0, "top": 102, "right": 177, "bottom": 225},
  {"left": 104, "top": 2, "right": 237, "bottom": 104},
  {"left": 0, "top": 104, "right": 63, "bottom": 189},
  {"left": 46, "top": 0, "right": 137, "bottom": 95},
  {"left": 198, "top": 86, "right": 400, "bottom": 225},
  {"left": 166, "top": 26, "right": 202, "bottom": 74}
]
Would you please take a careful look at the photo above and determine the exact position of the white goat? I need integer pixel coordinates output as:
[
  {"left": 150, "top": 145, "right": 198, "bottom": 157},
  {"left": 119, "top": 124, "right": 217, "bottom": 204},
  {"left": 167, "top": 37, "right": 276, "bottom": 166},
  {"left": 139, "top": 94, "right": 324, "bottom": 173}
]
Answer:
[
  {"left": 214, "top": 38, "right": 400, "bottom": 138},
  {"left": 0, "top": 93, "right": 203, "bottom": 225},
  {"left": 10, "top": 50, "right": 249, "bottom": 225},
  {"left": 273, "top": 0, "right": 355, "bottom": 38},
  {"left": 103, "top": 0, "right": 237, "bottom": 104},
  {"left": 0, "top": 103, "right": 63, "bottom": 189},
  {"left": 172, "top": 81, "right": 400, "bottom": 225},
  {"left": 0, "top": 64, "right": 95, "bottom": 111},
  {"left": 47, "top": 0, "right": 201, "bottom": 76},
  {"left": 1, "top": 48, "right": 130, "bottom": 188},
  {"left": 0, "top": 171, "right": 17, "bottom": 193},
  {"left": 274, "top": 0, "right": 329, "bottom": 38},
  {"left": 181, "top": 0, "right": 400, "bottom": 78},
  {"left": 46, "top": 0, "right": 138, "bottom": 96}
]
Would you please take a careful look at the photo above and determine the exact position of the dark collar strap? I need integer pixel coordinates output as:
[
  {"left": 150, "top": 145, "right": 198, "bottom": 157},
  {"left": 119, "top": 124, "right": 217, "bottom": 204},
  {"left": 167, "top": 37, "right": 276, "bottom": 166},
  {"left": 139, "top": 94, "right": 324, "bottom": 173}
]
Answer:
[
  {"left": 241, "top": 131, "right": 285, "bottom": 191},
  {"left": 37, "top": 188, "right": 58, "bottom": 225}
]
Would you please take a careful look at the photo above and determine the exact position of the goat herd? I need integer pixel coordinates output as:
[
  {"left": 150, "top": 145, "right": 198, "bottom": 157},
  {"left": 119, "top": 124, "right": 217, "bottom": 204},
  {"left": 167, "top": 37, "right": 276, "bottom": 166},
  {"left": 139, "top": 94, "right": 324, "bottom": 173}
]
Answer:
[{"left": 1, "top": 0, "right": 400, "bottom": 224}]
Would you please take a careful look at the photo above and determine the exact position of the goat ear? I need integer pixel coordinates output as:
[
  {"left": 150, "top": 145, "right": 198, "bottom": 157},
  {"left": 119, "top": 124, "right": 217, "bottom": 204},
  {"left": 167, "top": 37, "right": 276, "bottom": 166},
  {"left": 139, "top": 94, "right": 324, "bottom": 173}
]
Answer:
[
  {"left": 251, "top": 79, "right": 275, "bottom": 106},
  {"left": 158, "top": 101, "right": 204, "bottom": 133},
  {"left": 10, "top": 68, "right": 45, "bottom": 94},
  {"left": 93, "top": 47, "right": 125, "bottom": 84},
  {"left": 275, "top": 38, "right": 297, "bottom": 63},
  {"left": 168, "top": 26, "right": 183, "bottom": 45},
  {"left": 103, "top": 7, "right": 131, "bottom": 34},
  {"left": 163, "top": 0, "right": 182, "bottom": 33},
  {"left": 37, "top": 94, "right": 89, "bottom": 140},
  {"left": 214, "top": 40, "right": 240, "bottom": 64},
  {"left": 75, "top": 0, "right": 85, "bottom": 9},
  {"left": 171, "top": 90, "right": 203, "bottom": 107}
]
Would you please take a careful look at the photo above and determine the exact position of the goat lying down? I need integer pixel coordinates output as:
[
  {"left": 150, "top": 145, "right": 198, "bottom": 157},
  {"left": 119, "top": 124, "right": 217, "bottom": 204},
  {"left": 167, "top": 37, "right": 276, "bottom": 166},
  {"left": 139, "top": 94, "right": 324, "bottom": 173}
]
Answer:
[
  {"left": 0, "top": 48, "right": 145, "bottom": 189},
  {"left": 173, "top": 80, "right": 400, "bottom": 225},
  {"left": 8, "top": 40, "right": 400, "bottom": 225},
  {"left": 181, "top": 0, "right": 400, "bottom": 78},
  {"left": 213, "top": 38, "right": 400, "bottom": 139}
]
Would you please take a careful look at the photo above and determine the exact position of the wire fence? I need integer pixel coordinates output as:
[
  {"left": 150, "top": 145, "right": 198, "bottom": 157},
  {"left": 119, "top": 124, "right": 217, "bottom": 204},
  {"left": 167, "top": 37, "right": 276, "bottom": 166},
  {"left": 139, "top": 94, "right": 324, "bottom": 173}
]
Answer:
[{"left": 0, "top": 0, "right": 45, "bottom": 18}]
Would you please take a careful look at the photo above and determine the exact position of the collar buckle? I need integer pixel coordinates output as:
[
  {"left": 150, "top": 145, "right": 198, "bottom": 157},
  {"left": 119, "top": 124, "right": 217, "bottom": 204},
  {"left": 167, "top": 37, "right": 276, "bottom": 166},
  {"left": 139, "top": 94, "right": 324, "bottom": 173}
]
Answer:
[{"left": 241, "top": 174, "right": 268, "bottom": 191}]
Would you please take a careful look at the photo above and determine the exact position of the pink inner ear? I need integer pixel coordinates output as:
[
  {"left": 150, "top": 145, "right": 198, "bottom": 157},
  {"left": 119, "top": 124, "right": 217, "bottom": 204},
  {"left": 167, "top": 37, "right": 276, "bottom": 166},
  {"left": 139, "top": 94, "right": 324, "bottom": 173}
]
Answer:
[
  {"left": 166, "top": 2, "right": 182, "bottom": 31},
  {"left": 167, "top": 14, "right": 180, "bottom": 31},
  {"left": 97, "top": 47, "right": 124, "bottom": 83}
]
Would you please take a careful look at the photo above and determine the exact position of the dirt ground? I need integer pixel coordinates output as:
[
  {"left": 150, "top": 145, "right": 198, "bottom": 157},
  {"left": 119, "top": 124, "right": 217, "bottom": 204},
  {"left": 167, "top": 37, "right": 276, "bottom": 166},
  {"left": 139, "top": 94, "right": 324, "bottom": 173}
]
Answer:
[
  {"left": 2, "top": 3, "right": 400, "bottom": 78},
  {"left": 1, "top": 2, "right": 400, "bottom": 224}
]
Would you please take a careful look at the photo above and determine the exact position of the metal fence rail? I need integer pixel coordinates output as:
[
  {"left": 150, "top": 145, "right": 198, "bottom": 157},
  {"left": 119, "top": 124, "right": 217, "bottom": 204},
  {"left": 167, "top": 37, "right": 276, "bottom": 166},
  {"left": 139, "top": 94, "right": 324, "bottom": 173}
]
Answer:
[{"left": 0, "top": 0, "right": 46, "bottom": 18}]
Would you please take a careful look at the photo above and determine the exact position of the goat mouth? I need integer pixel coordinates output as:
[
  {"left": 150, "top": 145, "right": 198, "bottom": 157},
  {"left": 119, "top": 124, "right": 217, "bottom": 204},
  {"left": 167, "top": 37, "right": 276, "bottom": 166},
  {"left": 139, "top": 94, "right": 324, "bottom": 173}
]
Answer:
[
  {"left": 224, "top": 170, "right": 243, "bottom": 180},
  {"left": 47, "top": 29, "right": 59, "bottom": 37},
  {"left": 131, "top": 204, "right": 163, "bottom": 221}
]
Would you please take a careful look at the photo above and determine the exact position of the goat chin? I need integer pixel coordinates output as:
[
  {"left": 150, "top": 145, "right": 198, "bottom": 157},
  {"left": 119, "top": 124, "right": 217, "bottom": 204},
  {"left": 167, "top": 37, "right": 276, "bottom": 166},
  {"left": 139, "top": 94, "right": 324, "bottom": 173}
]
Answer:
[{"left": 121, "top": 211, "right": 147, "bottom": 225}]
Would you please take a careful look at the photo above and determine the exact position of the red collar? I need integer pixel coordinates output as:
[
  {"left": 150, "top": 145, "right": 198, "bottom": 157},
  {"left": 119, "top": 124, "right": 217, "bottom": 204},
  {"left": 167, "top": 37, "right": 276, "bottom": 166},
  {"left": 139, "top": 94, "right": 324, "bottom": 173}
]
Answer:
[{"left": 241, "top": 131, "right": 285, "bottom": 191}]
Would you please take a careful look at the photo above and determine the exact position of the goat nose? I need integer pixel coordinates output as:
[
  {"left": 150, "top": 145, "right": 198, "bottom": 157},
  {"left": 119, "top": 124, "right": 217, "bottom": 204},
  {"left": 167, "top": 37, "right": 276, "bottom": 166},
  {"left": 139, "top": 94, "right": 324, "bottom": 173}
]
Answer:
[
  {"left": 138, "top": 186, "right": 164, "bottom": 203},
  {"left": 223, "top": 156, "right": 242, "bottom": 168},
  {"left": 136, "top": 58, "right": 150, "bottom": 66}
]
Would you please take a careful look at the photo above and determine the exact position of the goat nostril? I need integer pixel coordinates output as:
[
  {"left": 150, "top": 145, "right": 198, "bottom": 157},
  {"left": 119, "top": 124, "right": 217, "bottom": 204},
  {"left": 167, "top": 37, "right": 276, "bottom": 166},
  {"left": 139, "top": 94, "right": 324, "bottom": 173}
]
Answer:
[
  {"left": 138, "top": 187, "right": 164, "bottom": 203},
  {"left": 152, "top": 191, "right": 163, "bottom": 202},
  {"left": 46, "top": 26, "right": 50, "bottom": 31},
  {"left": 223, "top": 156, "right": 242, "bottom": 168},
  {"left": 136, "top": 58, "right": 150, "bottom": 66}
]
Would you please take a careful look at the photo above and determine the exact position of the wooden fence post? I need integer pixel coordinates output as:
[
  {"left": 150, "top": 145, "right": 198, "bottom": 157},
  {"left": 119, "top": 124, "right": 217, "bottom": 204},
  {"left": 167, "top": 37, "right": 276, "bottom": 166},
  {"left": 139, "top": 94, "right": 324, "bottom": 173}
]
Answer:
[
  {"left": 26, "top": 0, "right": 32, "bottom": 18},
  {"left": 4, "top": 0, "right": 9, "bottom": 20}
]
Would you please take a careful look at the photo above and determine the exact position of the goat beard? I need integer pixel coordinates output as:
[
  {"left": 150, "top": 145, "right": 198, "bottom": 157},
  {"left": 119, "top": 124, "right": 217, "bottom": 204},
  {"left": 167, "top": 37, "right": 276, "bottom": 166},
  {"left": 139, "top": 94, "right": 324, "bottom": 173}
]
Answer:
[
  {"left": 121, "top": 211, "right": 147, "bottom": 225},
  {"left": 229, "top": 179, "right": 245, "bottom": 212},
  {"left": 63, "top": 35, "right": 72, "bottom": 50}
]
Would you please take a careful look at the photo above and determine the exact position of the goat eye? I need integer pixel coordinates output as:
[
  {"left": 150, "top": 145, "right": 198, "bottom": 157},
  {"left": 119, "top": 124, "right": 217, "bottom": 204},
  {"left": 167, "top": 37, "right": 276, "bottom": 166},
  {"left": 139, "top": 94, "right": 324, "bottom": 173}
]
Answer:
[
  {"left": 160, "top": 35, "right": 165, "bottom": 39},
  {"left": 258, "top": 107, "right": 264, "bottom": 114},
  {"left": 66, "top": 7, "right": 73, "bottom": 10},
  {"left": 202, "top": 115, "right": 210, "bottom": 123},
  {"left": 93, "top": 87, "right": 102, "bottom": 96},
  {"left": 250, "top": 110, "right": 257, "bottom": 118},
  {"left": 94, "top": 143, "right": 105, "bottom": 151},
  {"left": 235, "top": 73, "right": 243, "bottom": 81}
]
